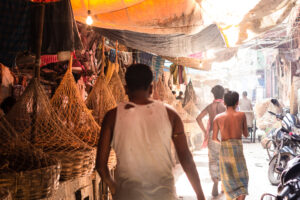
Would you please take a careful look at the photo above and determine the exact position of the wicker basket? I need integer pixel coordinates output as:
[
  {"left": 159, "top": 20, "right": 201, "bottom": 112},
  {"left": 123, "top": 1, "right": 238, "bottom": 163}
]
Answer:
[
  {"left": 55, "top": 149, "right": 96, "bottom": 181},
  {"left": 0, "top": 164, "right": 60, "bottom": 200},
  {"left": 0, "top": 188, "right": 12, "bottom": 200}
]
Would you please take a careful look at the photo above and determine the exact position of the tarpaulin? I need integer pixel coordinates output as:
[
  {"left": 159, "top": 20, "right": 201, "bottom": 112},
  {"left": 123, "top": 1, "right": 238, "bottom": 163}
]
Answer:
[
  {"left": 73, "top": 0, "right": 203, "bottom": 35},
  {"left": 72, "top": 0, "right": 297, "bottom": 46},
  {"left": 94, "top": 24, "right": 225, "bottom": 57}
]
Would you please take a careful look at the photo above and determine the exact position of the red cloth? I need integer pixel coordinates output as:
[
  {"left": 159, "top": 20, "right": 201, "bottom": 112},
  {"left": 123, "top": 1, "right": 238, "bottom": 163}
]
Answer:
[{"left": 40, "top": 52, "right": 76, "bottom": 67}]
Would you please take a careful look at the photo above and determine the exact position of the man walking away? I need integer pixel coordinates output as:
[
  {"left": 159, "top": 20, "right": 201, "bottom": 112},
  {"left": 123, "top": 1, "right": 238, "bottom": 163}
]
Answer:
[
  {"left": 239, "top": 91, "right": 254, "bottom": 135},
  {"left": 96, "top": 64, "right": 205, "bottom": 200},
  {"left": 196, "top": 85, "right": 226, "bottom": 197},
  {"left": 212, "top": 91, "right": 249, "bottom": 200}
]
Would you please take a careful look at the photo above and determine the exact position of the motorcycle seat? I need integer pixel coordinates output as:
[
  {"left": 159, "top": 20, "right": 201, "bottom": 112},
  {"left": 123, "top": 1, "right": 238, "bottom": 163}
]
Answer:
[{"left": 292, "top": 134, "right": 300, "bottom": 141}]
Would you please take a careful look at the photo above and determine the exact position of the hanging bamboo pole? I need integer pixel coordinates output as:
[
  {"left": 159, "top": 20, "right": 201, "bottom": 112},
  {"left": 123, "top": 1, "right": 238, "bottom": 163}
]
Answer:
[
  {"left": 100, "top": 37, "right": 105, "bottom": 75},
  {"left": 34, "top": 4, "right": 45, "bottom": 81},
  {"left": 31, "top": 3, "right": 45, "bottom": 144}
]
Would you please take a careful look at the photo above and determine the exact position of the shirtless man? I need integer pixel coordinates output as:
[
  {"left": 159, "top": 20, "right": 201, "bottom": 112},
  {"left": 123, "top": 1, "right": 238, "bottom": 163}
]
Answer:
[
  {"left": 96, "top": 64, "right": 205, "bottom": 200},
  {"left": 212, "top": 91, "right": 249, "bottom": 200},
  {"left": 196, "top": 85, "right": 226, "bottom": 196}
]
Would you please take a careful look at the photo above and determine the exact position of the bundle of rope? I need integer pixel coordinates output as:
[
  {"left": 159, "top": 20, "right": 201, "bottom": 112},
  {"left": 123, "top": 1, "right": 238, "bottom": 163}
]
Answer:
[
  {"left": 51, "top": 58, "right": 101, "bottom": 147},
  {"left": 183, "top": 80, "right": 197, "bottom": 107},
  {"left": 184, "top": 100, "right": 200, "bottom": 118},
  {"left": 5, "top": 78, "right": 96, "bottom": 181},
  {"left": 0, "top": 117, "right": 60, "bottom": 199}
]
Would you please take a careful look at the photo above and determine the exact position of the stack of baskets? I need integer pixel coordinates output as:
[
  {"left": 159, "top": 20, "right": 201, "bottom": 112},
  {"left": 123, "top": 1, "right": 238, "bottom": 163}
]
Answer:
[
  {"left": 0, "top": 117, "right": 60, "bottom": 199},
  {"left": 5, "top": 78, "right": 96, "bottom": 181}
]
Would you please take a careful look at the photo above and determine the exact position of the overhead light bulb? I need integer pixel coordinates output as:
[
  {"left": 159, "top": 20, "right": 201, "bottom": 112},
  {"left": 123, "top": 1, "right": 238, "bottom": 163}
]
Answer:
[{"left": 86, "top": 10, "right": 93, "bottom": 25}]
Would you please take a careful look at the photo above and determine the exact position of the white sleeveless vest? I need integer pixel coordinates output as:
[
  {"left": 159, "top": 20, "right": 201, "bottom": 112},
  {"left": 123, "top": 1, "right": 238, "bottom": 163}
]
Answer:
[{"left": 111, "top": 101, "right": 177, "bottom": 200}]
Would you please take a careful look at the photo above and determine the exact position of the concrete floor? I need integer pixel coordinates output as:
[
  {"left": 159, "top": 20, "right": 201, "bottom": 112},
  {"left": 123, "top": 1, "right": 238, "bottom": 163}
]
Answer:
[{"left": 174, "top": 143, "right": 277, "bottom": 200}]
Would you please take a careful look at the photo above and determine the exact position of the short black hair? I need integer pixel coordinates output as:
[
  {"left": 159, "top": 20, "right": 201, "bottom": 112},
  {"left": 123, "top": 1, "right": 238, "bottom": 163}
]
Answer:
[
  {"left": 242, "top": 91, "right": 247, "bottom": 96},
  {"left": 211, "top": 85, "right": 224, "bottom": 99},
  {"left": 125, "top": 64, "right": 153, "bottom": 91},
  {"left": 224, "top": 91, "right": 239, "bottom": 107},
  {"left": 179, "top": 91, "right": 183, "bottom": 95}
]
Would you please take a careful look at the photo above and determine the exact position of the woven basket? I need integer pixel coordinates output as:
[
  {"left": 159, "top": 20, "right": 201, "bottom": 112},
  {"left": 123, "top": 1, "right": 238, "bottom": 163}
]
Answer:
[
  {"left": 0, "top": 164, "right": 60, "bottom": 200},
  {"left": 0, "top": 188, "right": 12, "bottom": 200},
  {"left": 54, "top": 149, "right": 96, "bottom": 181}
]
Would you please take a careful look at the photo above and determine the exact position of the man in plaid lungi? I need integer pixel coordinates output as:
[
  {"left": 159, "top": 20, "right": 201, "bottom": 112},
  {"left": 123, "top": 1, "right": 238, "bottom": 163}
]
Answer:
[{"left": 212, "top": 91, "right": 249, "bottom": 200}]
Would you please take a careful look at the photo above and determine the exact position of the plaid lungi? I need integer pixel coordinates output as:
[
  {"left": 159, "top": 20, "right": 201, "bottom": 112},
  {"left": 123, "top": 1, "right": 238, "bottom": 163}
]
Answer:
[
  {"left": 208, "top": 132, "right": 221, "bottom": 180},
  {"left": 219, "top": 139, "right": 249, "bottom": 200}
]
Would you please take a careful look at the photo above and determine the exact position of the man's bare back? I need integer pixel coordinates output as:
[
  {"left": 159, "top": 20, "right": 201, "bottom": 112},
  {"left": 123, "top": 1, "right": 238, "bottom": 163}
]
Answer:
[{"left": 213, "top": 108, "right": 249, "bottom": 141}]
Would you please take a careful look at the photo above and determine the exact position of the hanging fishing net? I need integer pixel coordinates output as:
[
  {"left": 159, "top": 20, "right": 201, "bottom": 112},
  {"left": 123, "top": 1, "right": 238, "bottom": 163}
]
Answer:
[
  {"left": 156, "top": 78, "right": 167, "bottom": 101},
  {"left": 118, "top": 65, "right": 126, "bottom": 86},
  {"left": 86, "top": 74, "right": 118, "bottom": 169},
  {"left": 183, "top": 80, "right": 197, "bottom": 107},
  {"left": 5, "top": 78, "right": 96, "bottom": 181},
  {"left": 184, "top": 100, "right": 200, "bottom": 118},
  {"left": 108, "top": 71, "right": 128, "bottom": 103},
  {"left": 86, "top": 74, "right": 117, "bottom": 125},
  {"left": 51, "top": 67, "right": 101, "bottom": 147},
  {"left": 0, "top": 117, "right": 60, "bottom": 199}
]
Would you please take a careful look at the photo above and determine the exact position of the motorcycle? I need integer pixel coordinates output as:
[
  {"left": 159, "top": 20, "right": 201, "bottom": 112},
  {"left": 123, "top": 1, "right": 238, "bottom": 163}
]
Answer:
[
  {"left": 261, "top": 156, "right": 300, "bottom": 200},
  {"left": 267, "top": 110, "right": 300, "bottom": 185}
]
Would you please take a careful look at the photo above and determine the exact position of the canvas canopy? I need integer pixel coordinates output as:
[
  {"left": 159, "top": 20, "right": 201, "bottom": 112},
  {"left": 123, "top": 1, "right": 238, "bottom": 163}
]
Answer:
[{"left": 71, "top": 0, "right": 297, "bottom": 46}]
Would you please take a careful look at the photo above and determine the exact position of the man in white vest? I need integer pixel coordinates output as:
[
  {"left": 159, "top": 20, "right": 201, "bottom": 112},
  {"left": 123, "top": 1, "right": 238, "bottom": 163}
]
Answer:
[{"left": 96, "top": 64, "right": 205, "bottom": 200}]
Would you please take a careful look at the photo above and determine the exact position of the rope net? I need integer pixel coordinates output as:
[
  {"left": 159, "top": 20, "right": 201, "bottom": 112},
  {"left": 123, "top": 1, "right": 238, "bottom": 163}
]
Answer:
[
  {"left": 51, "top": 67, "right": 101, "bottom": 147},
  {"left": 0, "top": 117, "right": 60, "bottom": 199},
  {"left": 5, "top": 78, "right": 96, "bottom": 181},
  {"left": 86, "top": 74, "right": 117, "bottom": 125},
  {"left": 184, "top": 100, "right": 200, "bottom": 118},
  {"left": 108, "top": 71, "right": 128, "bottom": 103},
  {"left": 183, "top": 81, "right": 197, "bottom": 107}
]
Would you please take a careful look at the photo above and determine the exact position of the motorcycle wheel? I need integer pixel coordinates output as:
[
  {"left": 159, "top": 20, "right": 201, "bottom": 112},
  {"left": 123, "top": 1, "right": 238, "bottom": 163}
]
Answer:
[{"left": 268, "top": 153, "right": 293, "bottom": 185}]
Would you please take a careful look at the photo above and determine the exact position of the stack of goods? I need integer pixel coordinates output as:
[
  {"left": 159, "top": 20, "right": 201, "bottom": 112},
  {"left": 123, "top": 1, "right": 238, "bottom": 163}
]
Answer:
[
  {"left": 86, "top": 74, "right": 117, "bottom": 169},
  {"left": 5, "top": 78, "right": 96, "bottom": 181},
  {"left": 108, "top": 71, "right": 128, "bottom": 103},
  {"left": 184, "top": 100, "right": 200, "bottom": 118},
  {"left": 255, "top": 99, "right": 282, "bottom": 130},
  {"left": 0, "top": 117, "right": 60, "bottom": 199},
  {"left": 51, "top": 66, "right": 101, "bottom": 147},
  {"left": 183, "top": 80, "right": 197, "bottom": 107}
]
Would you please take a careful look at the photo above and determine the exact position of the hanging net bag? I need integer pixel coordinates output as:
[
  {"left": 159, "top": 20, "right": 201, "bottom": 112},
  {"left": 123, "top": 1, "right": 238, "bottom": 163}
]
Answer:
[
  {"left": 86, "top": 74, "right": 117, "bottom": 125},
  {"left": 51, "top": 59, "right": 101, "bottom": 147},
  {"left": 0, "top": 117, "right": 60, "bottom": 199},
  {"left": 183, "top": 80, "right": 197, "bottom": 107},
  {"left": 5, "top": 78, "right": 96, "bottom": 181},
  {"left": 156, "top": 78, "right": 167, "bottom": 101},
  {"left": 184, "top": 100, "right": 200, "bottom": 118},
  {"left": 108, "top": 71, "right": 128, "bottom": 103}
]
